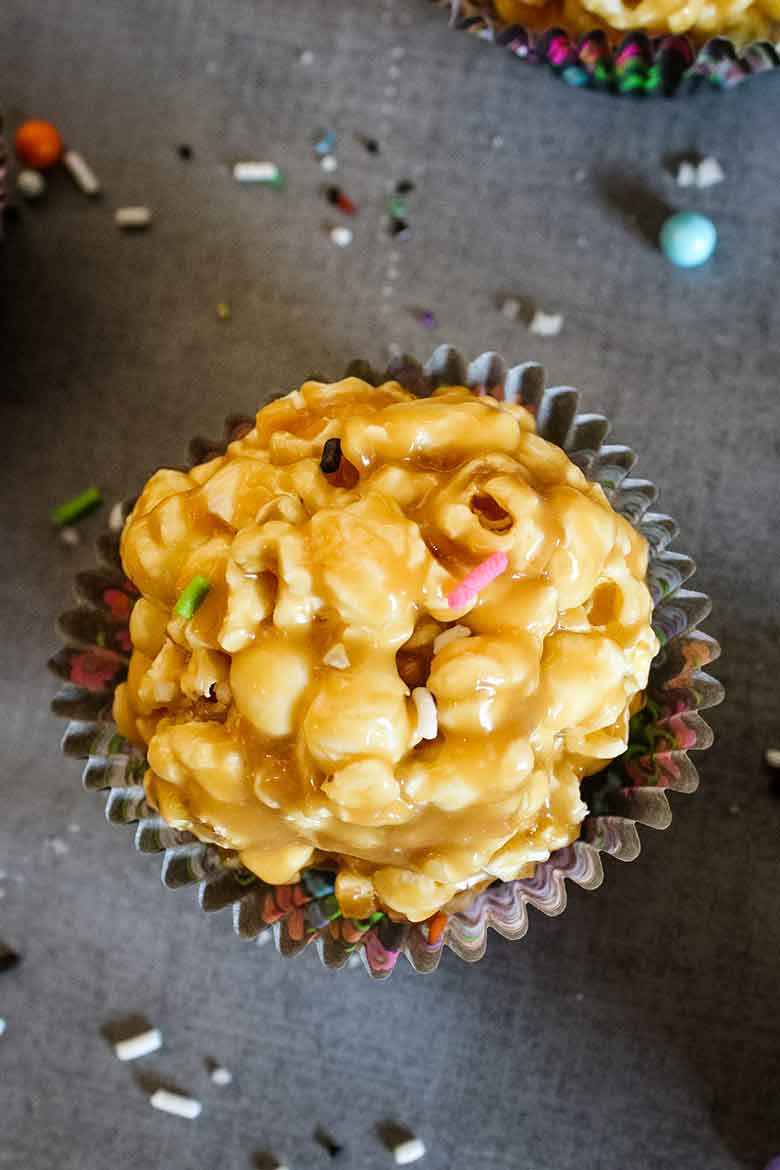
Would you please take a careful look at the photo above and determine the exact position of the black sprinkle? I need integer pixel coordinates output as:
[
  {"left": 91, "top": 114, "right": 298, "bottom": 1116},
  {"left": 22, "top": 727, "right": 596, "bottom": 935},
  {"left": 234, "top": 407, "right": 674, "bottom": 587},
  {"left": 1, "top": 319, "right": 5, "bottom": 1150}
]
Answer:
[
  {"left": 325, "top": 185, "right": 341, "bottom": 205},
  {"left": 363, "top": 137, "right": 379, "bottom": 154},
  {"left": 396, "top": 179, "right": 414, "bottom": 194},
  {"left": 389, "top": 217, "right": 411, "bottom": 240},
  {"left": 320, "top": 437, "right": 342, "bottom": 474},
  {"left": 177, "top": 144, "right": 193, "bottom": 160},
  {"left": 0, "top": 943, "right": 21, "bottom": 974},
  {"left": 315, "top": 1127, "right": 344, "bottom": 1158}
]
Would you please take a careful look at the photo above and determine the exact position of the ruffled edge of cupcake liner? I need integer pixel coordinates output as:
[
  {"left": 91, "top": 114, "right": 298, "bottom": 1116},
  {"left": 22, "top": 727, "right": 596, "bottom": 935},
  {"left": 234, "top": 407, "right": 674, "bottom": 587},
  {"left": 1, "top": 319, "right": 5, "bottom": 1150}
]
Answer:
[
  {"left": 433, "top": 0, "right": 780, "bottom": 94},
  {"left": 50, "top": 345, "right": 724, "bottom": 979}
]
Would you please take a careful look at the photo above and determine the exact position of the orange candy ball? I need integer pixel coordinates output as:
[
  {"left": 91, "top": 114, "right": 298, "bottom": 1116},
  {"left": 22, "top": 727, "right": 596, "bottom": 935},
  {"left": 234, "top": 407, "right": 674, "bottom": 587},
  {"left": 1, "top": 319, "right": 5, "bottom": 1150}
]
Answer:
[{"left": 14, "top": 120, "right": 63, "bottom": 170}]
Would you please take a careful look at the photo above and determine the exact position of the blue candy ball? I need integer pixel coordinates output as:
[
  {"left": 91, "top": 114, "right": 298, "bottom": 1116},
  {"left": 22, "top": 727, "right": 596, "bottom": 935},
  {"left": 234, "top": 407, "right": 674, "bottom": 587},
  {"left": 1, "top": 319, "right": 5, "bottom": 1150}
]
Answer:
[{"left": 660, "top": 211, "right": 717, "bottom": 268}]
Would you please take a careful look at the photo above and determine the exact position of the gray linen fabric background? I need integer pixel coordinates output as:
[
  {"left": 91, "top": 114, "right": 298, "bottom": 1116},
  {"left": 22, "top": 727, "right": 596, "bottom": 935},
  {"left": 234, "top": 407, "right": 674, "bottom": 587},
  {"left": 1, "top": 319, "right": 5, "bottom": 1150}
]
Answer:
[{"left": 1, "top": 2, "right": 779, "bottom": 1168}]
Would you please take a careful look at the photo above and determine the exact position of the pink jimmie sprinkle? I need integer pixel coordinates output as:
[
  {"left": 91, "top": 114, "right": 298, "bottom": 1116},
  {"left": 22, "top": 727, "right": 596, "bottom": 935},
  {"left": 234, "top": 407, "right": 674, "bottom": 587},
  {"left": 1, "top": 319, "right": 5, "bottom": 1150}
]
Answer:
[{"left": 447, "top": 551, "right": 509, "bottom": 610}]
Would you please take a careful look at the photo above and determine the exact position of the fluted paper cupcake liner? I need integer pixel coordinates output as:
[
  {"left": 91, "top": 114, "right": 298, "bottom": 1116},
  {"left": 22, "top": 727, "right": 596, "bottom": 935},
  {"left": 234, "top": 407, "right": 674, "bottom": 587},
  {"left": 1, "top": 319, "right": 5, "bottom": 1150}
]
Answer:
[
  {"left": 432, "top": 0, "right": 780, "bottom": 94},
  {"left": 50, "top": 346, "right": 723, "bottom": 978}
]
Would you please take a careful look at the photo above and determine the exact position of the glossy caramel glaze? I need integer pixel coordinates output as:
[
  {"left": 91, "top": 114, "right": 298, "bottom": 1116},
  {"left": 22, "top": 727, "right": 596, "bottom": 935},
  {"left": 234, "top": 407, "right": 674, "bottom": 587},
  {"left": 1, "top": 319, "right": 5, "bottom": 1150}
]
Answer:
[{"left": 114, "top": 381, "right": 658, "bottom": 921}]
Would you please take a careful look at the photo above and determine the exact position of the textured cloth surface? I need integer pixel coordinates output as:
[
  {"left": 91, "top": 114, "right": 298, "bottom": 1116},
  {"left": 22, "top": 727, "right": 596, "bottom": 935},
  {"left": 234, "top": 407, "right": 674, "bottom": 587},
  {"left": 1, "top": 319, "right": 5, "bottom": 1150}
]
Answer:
[{"left": 1, "top": 3, "right": 780, "bottom": 1169}]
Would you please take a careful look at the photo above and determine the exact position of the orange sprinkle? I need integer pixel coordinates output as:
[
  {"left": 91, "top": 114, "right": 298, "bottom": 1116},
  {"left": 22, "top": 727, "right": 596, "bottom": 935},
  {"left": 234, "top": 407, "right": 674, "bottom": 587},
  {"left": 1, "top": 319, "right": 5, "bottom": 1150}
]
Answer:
[{"left": 427, "top": 911, "right": 448, "bottom": 945}]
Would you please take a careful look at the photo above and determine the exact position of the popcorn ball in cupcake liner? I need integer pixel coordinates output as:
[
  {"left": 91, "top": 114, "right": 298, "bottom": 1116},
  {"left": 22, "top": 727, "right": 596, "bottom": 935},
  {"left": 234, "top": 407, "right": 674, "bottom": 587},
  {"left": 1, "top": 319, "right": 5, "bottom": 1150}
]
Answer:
[
  {"left": 51, "top": 346, "right": 723, "bottom": 978},
  {"left": 432, "top": 0, "right": 780, "bottom": 95}
]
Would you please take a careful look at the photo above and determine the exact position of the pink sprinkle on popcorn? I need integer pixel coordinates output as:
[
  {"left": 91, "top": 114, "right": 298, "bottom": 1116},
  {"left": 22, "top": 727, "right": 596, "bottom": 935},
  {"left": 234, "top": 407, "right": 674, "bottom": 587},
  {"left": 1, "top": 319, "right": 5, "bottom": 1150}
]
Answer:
[{"left": 447, "top": 551, "right": 509, "bottom": 609}]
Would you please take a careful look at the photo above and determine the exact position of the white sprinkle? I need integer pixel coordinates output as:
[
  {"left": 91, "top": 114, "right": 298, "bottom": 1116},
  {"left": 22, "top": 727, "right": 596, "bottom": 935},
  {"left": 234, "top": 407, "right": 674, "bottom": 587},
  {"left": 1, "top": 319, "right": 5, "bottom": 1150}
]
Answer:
[
  {"left": 108, "top": 501, "right": 125, "bottom": 531},
  {"left": 320, "top": 154, "right": 338, "bottom": 173},
  {"left": 150, "top": 1089, "right": 202, "bottom": 1119},
  {"left": 500, "top": 296, "right": 520, "bottom": 321},
  {"left": 388, "top": 64, "right": 401, "bottom": 79},
  {"left": 391, "top": 45, "right": 406, "bottom": 58},
  {"left": 114, "top": 1027, "right": 163, "bottom": 1061},
  {"left": 17, "top": 169, "right": 45, "bottom": 199},
  {"left": 67, "top": 823, "right": 80, "bottom": 833},
  {"left": 764, "top": 748, "right": 780, "bottom": 768},
  {"left": 330, "top": 226, "right": 353, "bottom": 247},
  {"left": 63, "top": 149, "right": 100, "bottom": 196},
  {"left": 576, "top": 235, "right": 588, "bottom": 249},
  {"left": 232, "top": 161, "right": 280, "bottom": 183},
  {"left": 323, "top": 643, "right": 350, "bottom": 670},
  {"left": 412, "top": 687, "right": 438, "bottom": 743},
  {"left": 210, "top": 1066, "right": 233, "bottom": 1086},
  {"left": 47, "top": 836, "right": 69, "bottom": 856},
  {"left": 299, "top": 48, "right": 315, "bottom": 65},
  {"left": 394, "top": 1138, "right": 426, "bottom": 1165},
  {"left": 728, "top": 802, "right": 740, "bottom": 816},
  {"left": 59, "top": 526, "right": 81, "bottom": 547},
  {"left": 696, "top": 155, "right": 725, "bottom": 187},
  {"left": 574, "top": 167, "right": 587, "bottom": 183},
  {"left": 0, "top": 1018, "right": 6, "bottom": 1037},
  {"left": 529, "top": 310, "right": 564, "bottom": 338},
  {"left": 675, "top": 161, "right": 697, "bottom": 187},
  {"left": 491, "top": 134, "right": 504, "bottom": 149},
  {"left": 115, "top": 206, "right": 152, "bottom": 230},
  {"left": 433, "top": 625, "right": 471, "bottom": 655}
]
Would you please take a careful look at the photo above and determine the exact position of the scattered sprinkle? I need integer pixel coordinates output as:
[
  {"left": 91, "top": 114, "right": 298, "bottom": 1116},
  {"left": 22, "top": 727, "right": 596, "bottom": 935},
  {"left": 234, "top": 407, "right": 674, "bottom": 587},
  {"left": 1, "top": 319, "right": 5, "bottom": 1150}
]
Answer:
[
  {"left": 500, "top": 296, "right": 520, "bottom": 321},
  {"left": 114, "top": 1027, "right": 163, "bottom": 1062},
  {"left": 675, "top": 161, "right": 697, "bottom": 188},
  {"left": 389, "top": 217, "right": 411, "bottom": 240},
  {"left": 52, "top": 486, "right": 102, "bottom": 526},
  {"left": 491, "top": 134, "right": 504, "bottom": 149},
  {"left": 59, "top": 526, "right": 81, "bottom": 548},
  {"left": 417, "top": 309, "right": 436, "bottom": 329},
  {"left": 68, "top": 823, "right": 81, "bottom": 834},
  {"left": 320, "top": 436, "right": 342, "bottom": 473},
  {"left": 675, "top": 155, "right": 725, "bottom": 189},
  {"left": 0, "top": 1018, "right": 5, "bottom": 1036},
  {"left": 315, "top": 1128, "right": 344, "bottom": 1158},
  {"left": 47, "top": 836, "right": 69, "bottom": 856},
  {"left": 387, "top": 195, "right": 407, "bottom": 218},
  {"left": 412, "top": 687, "right": 438, "bottom": 743},
  {"left": 299, "top": 48, "right": 315, "bottom": 66},
  {"left": 215, "top": 301, "right": 232, "bottom": 321},
  {"left": 177, "top": 144, "right": 193, "bottom": 160},
  {"left": 660, "top": 211, "right": 717, "bottom": 268},
  {"left": 63, "top": 149, "right": 100, "bottom": 196},
  {"left": 174, "top": 576, "right": 211, "bottom": 619},
  {"left": 14, "top": 119, "right": 62, "bottom": 169},
  {"left": 314, "top": 130, "right": 336, "bottom": 156},
  {"left": 232, "top": 161, "right": 283, "bottom": 186},
  {"left": 326, "top": 186, "right": 357, "bottom": 215},
  {"left": 396, "top": 179, "right": 414, "bottom": 195},
  {"left": 394, "top": 1138, "right": 426, "bottom": 1165},
  {"left": 108, "top": 501, "right": 125, "bottom": 531},
  {"left": 764, "top": 748, "right": 780, "bottom": 768},
  {"left": 574, "top": 167, "right": 587, "bottom": 183},
  {"left": 433, "top": 625, "right": 471, "bottom": 655},
  {"left": 728, "top": 802, "right": 741, "bottom": 816},
  {"left": 447, "top": 551, "right": 509, "bottom": 610},
  {"left": 323, "top": 643, "right": 350, "bottom": 670},
  {"left": 0, "top": 944, "right": 21, "bottom": 974},
  {"left": 362, "top": 136, "right": 380, "bottom": 155},
  {"left": 115, "top": 206, "right": 152, "bottom": 230},
  {"left": 150, "top": 1089, "right": 202, "bottom": 1120},
  {"left": 17, "top": 169, "right": 45, "bottom": 199},
  {"left": 529, "top": 309, "right": 564, "bottom": 337},
  {"left": 210, "top": 1065, "right": 233, "bottom": 1086},
  {"left": 330, "top": 226, "right": 353, "bottom": 247},
  {"left": 320, "top": 154, "right": 338, "bottom": 173}
]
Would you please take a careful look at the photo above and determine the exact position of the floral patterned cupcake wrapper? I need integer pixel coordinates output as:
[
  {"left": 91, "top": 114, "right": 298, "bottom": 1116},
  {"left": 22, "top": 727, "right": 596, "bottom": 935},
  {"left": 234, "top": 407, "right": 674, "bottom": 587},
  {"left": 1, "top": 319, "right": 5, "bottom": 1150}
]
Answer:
[
  {"left": 50, "top": 346, "right": 723, "bottom": 979},
  {"left": 432, "top": 0, "right": 780, "bottom": 95}
]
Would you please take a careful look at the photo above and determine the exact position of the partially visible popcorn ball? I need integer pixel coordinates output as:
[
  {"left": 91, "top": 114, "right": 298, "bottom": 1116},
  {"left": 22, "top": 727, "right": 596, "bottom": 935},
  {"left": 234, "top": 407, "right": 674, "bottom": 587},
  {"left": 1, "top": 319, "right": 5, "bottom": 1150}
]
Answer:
[{"left": 114, "top": 379, "right": 658, "bottom": 922}]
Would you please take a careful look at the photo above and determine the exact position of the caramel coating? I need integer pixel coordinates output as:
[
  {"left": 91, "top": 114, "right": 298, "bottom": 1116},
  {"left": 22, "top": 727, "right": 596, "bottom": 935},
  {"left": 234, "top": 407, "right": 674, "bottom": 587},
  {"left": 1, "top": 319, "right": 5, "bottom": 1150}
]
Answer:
[
  {"left": 494, "top": 0, "right": 778, "bottom": 42},
  {"left": 114, "top": 380, "right": 658, "bottom": 922}
]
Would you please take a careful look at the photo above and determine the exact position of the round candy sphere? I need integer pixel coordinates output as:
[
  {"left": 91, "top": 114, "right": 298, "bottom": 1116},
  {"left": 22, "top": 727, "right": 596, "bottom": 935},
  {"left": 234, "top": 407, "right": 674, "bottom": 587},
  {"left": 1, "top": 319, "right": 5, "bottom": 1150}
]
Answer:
[
  {"left": 14, "top": 120, "right": 63, "bottom": 170},
  {"left": 660, "top": 211, "right": 717, "bottom": 268}
]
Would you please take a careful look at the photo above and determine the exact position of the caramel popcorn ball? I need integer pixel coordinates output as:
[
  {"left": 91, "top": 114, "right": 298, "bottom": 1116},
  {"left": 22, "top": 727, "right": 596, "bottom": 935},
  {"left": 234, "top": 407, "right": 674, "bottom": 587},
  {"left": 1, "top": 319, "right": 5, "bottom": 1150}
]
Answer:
[{"left": 114, "top": 380, "right": 658, "bottom": 922}]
